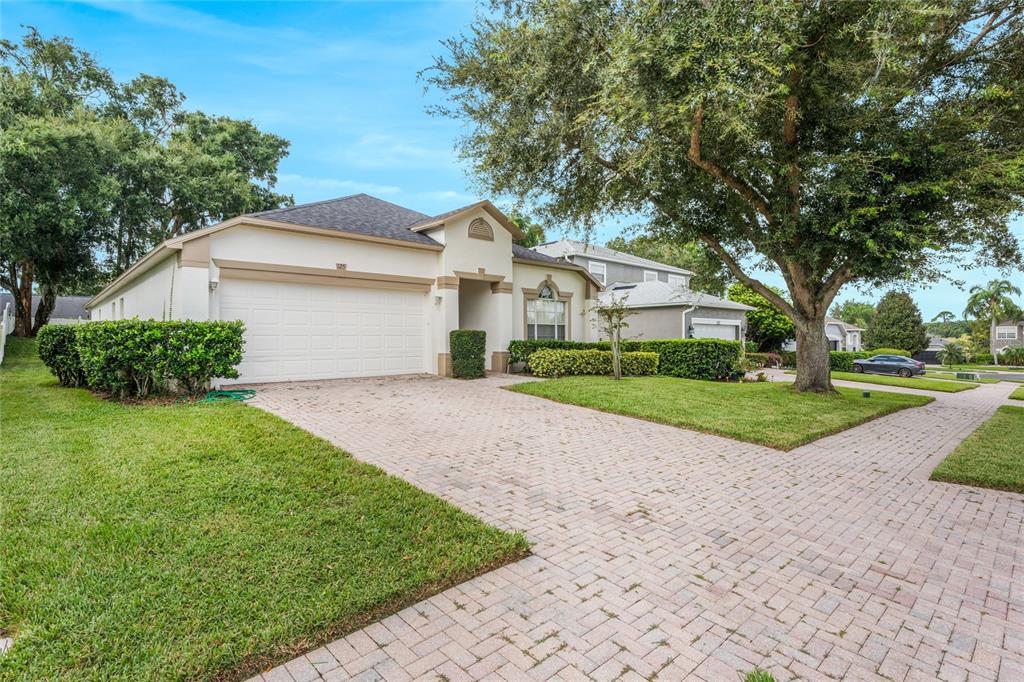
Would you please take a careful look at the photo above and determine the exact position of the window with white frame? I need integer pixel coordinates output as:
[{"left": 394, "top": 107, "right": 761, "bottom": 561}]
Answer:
[
  {"left": 996, "top": 326, "right": 1018, "bottom": 340},
  {"left": 588, "top": 261, "right": 606, "bottom": 285},
  {"left": 526, "top": 284, "right": 567, "bottom": 340},
  {"left": 643, "top": 270, "right": 658, "bottom": 282},
  {"left": 667, "top": 274, "right": 687, "bottom": 288}
]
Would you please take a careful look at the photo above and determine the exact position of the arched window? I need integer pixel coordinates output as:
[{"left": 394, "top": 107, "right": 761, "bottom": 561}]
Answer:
[{"left": 526, "top": 281, "right": 567, "bottom": 340}]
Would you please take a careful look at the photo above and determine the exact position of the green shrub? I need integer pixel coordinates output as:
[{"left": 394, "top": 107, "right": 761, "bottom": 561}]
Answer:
[
  {"left": 508, "top": 338, "right": 742, "bottom": 380},
  {"left": 975, "top": 352, "right": 995, "bottom": 365},
  {"left": 529, "top": 348, "right": 658, "bottom": 378},
  {"left": 779, "top": 350, "right": 796, "bottom": 367},
  {"left": 746, "top": 352, "right": 781, "bottom": 368},
  {"left": 75, "top": 320, "right": 244, "bottom": 399},
  {"left": 507, "top": 339, "right": 608, "bottom": 364},
  {"left": 36, "top": 324, "right": 85, "bottom": 387},
  {"left": 868, "top": 347, "right": 911, "bottom": 357},
  {"left": 830, "top": 351, "right": 857, "bottom": 372},
  {"left": 450, "top": 329, "right": 486, "bottom": 379},
  {"left": 744, "top": 341, "right": 758, "bottom": 353},
  {"left": 632, "top": 339, "right": 742, "bottom": 380}
]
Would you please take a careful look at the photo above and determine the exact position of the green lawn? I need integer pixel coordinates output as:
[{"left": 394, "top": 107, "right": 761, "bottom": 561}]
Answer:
[
  {"left": 925, "top": 371, "right": 1001, "bottom": 384},
  {"left": 927, "top": 363, "right": 1024, "bottom": 372},
  {"left": 1011, "top": 387, "right": 1024, "bottom": 400},
  {"left": 931, "top": 405, "right": 1024, "bottom": 493},
  {"left": 0, "top": 338, "right": 527, "bottom": 680},
  {"left": 507, "top": 375, "right": 932, "bottom": 450},
  {"left": 785, "top": 370, "right": 977, "bottom": 392},
  {"left": 829, "top": 371, "right": 978, "bottom": 392}
]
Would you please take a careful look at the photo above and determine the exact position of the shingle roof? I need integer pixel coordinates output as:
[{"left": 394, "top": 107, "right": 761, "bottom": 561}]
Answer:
[
  {"left": 0, "top": 294, "right": 90, "bottom": 319},
  {"left": 249, "top": 194, "right": 439, "bottom": 246},
  {"left": 534, "top": 239, "right": 694, "bottom": 275},
  {"left": 599, "top": 281, "right": 753, "bottom": 311},
  {"left": 826, "top": 316, "right": 863, "bottom": 331},
  {"left": 511, "top": 243, "right": 560, "bottom": 263}
]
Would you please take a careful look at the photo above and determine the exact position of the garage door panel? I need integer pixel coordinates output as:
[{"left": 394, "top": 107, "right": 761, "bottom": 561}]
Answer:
[
  {"left": 219, "top": 278, "right": 426, "bottom": 383},
  {"left": 692, "top": 323, "right": 738, "bottom": 341}
]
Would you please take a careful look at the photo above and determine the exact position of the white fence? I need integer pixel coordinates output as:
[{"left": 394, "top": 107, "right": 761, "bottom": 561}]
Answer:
[{"left": 0, "top": 302, "right": 13, "bottom": 365}]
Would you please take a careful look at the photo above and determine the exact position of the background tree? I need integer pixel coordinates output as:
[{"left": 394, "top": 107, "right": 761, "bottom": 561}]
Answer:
[
  {"left": 605, "top": 236, "right": 732, "bottom": 295},
  {"left": 428, "top": 0, "right": 1024, "bottom": 392},
  {"left": 589, "top": 294, "right": 635, "bottom": 379},
  {"left": 830, "top": 300, "right": 875, "bottom": 331},
  {"left": 727, "top": 283, "right": 794, "bottom": 352},
  {"left": 0, "top": 28, "right": 292, "bottom": 334},
  {"left": 932, "top": 311, "right": 956, "bottom": 325},
  {"left": 509, "top": 211, "right": 546, "bottom": 248},
  {"left": 964, "top": 278, "right": 1022, "bottom": 364},
  {"left": 937, "top": 341, "right": 966, "bottom": 368},
  {"left": 865, "top": 292, "right": 929, "bottom": 354}
]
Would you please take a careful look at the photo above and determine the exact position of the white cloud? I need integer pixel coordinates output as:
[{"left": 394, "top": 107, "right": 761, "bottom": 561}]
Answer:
[
  {"left": 411, "top": 189, "right": 476, "bottom": 204},
  {"left": 276, "top": 174, "right": 400, "bottom": 197},
  {"left": 329, "top": 133, "right": 456, "bottom": 170}
]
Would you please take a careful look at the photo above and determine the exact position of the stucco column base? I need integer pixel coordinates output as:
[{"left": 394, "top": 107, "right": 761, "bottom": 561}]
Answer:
[
  {"left": 437, "top": 352, "right": 452, "bottom": 377},
  {"left": 491, "top": 351, "right": 510, "bottom": 374}
]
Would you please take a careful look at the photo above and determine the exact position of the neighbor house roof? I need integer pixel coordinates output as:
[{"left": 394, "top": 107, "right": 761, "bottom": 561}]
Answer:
[
  {"left": 534, "top": 239, "right": 694, "bottom": 276},
  {"left": 0, "top": 294, "right": 90, "bottom": 319},
  {"left": 825, "top": 316, "right": 863, "bottom": 332},
  {"left": 599, "top": 280, "right": 753, "bottom": 311}
]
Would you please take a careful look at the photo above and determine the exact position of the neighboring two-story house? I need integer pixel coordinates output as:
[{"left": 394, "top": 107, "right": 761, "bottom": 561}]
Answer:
[
  {"left": 993, "top": 319, "right": 1024, "bottom": 356},
  {"left": 534, "top": 239, "right": 752, "bottom": 341}
]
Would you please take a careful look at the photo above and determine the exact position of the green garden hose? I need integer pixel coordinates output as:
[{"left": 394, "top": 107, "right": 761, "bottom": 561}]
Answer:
[{"left": 197, "top": 389, "right": 256, "bottom": 403}]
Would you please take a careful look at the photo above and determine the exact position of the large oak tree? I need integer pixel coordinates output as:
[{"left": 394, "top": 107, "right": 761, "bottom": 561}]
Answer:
[{"left": 428, "top": 0, "right": 1024, "bottom": 391}]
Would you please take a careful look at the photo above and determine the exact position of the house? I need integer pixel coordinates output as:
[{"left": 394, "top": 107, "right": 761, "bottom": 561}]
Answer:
[
  {"left": 826, "top": 317, "right": 863, "bottom": 351},
  {"left": 598, "top": 281, "right": 752, "bottom": 341},
  {"left": 535, "top": 239, "right": 753, "bottom": 340},
  {"left": 993, "top": 319, "right": 1024, "bottom": 355},
  {"left": 534, "top": 239, "right": 692, "bottom": 288},
  {"left": 782, "top": 317, "right": 863, "bottom": 352},
  {"left": 0, "top": 294, "right": 90, "bottom": 325},
  {"left": 86, "top": 194, "right": 601, "bottom": 384},
  {"left": 916, "top": 336, "right": 949, "bottom": 364}
]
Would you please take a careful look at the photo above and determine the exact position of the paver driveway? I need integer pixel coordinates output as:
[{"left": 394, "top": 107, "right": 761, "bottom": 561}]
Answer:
[{"left": 248, "top": 376, "right": 1023, "bottom": 682}]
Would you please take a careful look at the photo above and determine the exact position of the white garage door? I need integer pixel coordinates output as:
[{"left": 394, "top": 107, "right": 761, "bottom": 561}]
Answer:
[
  {"left": 691, "top": 322, "right": 738, "bottom": 341},
  {"left": 219, "top": 279, "right": 427, "bottom": 383}
]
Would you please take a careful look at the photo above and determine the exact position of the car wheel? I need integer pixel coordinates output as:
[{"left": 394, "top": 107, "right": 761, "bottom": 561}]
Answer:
[
  {"left": 853, "top": 364, "right": 863, "bottom": 373},
  {"left": 898, "top": 368, "right": 911, "bottom": 378}
]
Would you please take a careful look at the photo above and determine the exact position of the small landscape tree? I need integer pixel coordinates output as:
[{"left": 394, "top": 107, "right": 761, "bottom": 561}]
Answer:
[
  {"left": 865, "top": 292, "right": 928, "bottom": 355},
  {"left": 728, "top": 284, "right": 794, "bottom": 352},
  {"left": 589, "top": 295, "right": 635, "bottom": 380}
]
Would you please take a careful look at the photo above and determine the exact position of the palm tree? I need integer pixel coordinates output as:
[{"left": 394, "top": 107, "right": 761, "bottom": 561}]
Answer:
[
  {"left": 1003, "top": 346, "right": 1024, "bottom": 367},
  {"left": 931, "top": 311, "right": 956, "bottom": 324},
  {"left": 964, "top": 279, "right": 1022, "bottom": 365},
  {"left": 937, "top": 341, "right": 965, "bottom": 368}
]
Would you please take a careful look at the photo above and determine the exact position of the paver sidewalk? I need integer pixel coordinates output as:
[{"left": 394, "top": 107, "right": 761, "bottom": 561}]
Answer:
[{"left": 248, "top": 376, "right": 1023, "bottom": 681}]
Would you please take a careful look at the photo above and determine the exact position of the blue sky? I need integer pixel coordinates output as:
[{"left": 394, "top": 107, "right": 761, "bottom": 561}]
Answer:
[{"left": 3, "top": 0, "right": 1021, "bottom": 318}]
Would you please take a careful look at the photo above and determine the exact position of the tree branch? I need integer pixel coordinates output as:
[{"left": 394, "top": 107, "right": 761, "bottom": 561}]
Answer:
[
  {"left": 699, "top": 235, "right": 799, "bottom": 320},
  {"left": 686, "top": 104, "right": 775, "bottom": 224}
]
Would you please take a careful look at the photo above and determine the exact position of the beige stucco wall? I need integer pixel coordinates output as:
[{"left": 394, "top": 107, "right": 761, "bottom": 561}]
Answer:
[
  {"left": 512, "top": 262, "right": 592, "bottom": 342},
  {"left": 91, "top": 253, "right": 177, "bottom": 321}
]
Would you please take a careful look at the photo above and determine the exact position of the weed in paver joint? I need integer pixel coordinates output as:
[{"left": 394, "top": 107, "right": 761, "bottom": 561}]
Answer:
[
  {"left": 694, "top": 574, "right": 707, "bottom": 581},
  {"left": 744, "top": 669, "right": 777, "bottom": 682},
  {"left": 626, "top": 582, "right": 642, "bottom": 593}
]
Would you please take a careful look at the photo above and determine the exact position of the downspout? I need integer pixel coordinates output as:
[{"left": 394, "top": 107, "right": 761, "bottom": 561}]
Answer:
[{"left": 681, "top": 306, "right": 696, "bottom": 338}]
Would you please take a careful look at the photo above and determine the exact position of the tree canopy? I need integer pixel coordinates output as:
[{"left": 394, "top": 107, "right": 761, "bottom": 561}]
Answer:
[
  {"left": 727, "top": 283, "right": 795, "bottom": 352},
  {"left": 0, "top": 28, "right": 291, "bottom": 334},
  {"left": 605, "top": 236, "right": 732, "bottom": 296},
  {"left": 865, "top": 292, "right": 929, "bottom": 354},
  {"left": 428, "top": 0, "right": 1024, "bottom": 391},
  {"left": 509, "top": 211, "right": 547, "bottom": 248},
  {"left": 830, "top": 300, "right": 876, "bottom": 331}
]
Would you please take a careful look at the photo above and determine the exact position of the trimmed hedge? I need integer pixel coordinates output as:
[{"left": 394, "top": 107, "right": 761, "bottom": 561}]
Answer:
[
  {"left": 508, "top": 339, "right": 607, "bottom": 364},
  {"left": 36, "top": 324, "right": 85, "bottom": 387},
  {"left": 975, "top": 352, "right": 995, "bottom": 365},
  {"left": 529, "top": 348, "right": 659, "bottom": 378},
  {"left": 40, "top": 320, "right": 244, "bottom": 399},
  {"left": 450, "top": 329, "right": 486, "bottom": 379},
  {"left": 508, "top": 338, "right": 742, "bottom": 381},
  {"left": 779, "top": 348, "right": 913, "bottom": 370}
]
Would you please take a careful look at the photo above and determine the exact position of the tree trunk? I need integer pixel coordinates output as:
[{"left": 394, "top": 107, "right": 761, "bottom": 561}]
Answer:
[
  {"left": 12, "top": 261, "right": 34, "bottom": 337},
  {"left": 793, "top": 317, "right": 834, "bottom": 392},
  {"left": 33, "top": 286, "right": 57, "bottom": 333},
  {"left": 611, "top": 328, "right": 622, "bottom": 380},
  {"left": 991, "top": 318, "right": 999, "bottom": 365}
]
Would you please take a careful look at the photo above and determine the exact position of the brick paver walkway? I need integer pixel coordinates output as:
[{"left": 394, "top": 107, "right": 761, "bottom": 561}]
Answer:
[{"left": 247, "top": 375, "right": 1023, "bottom": 682}]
